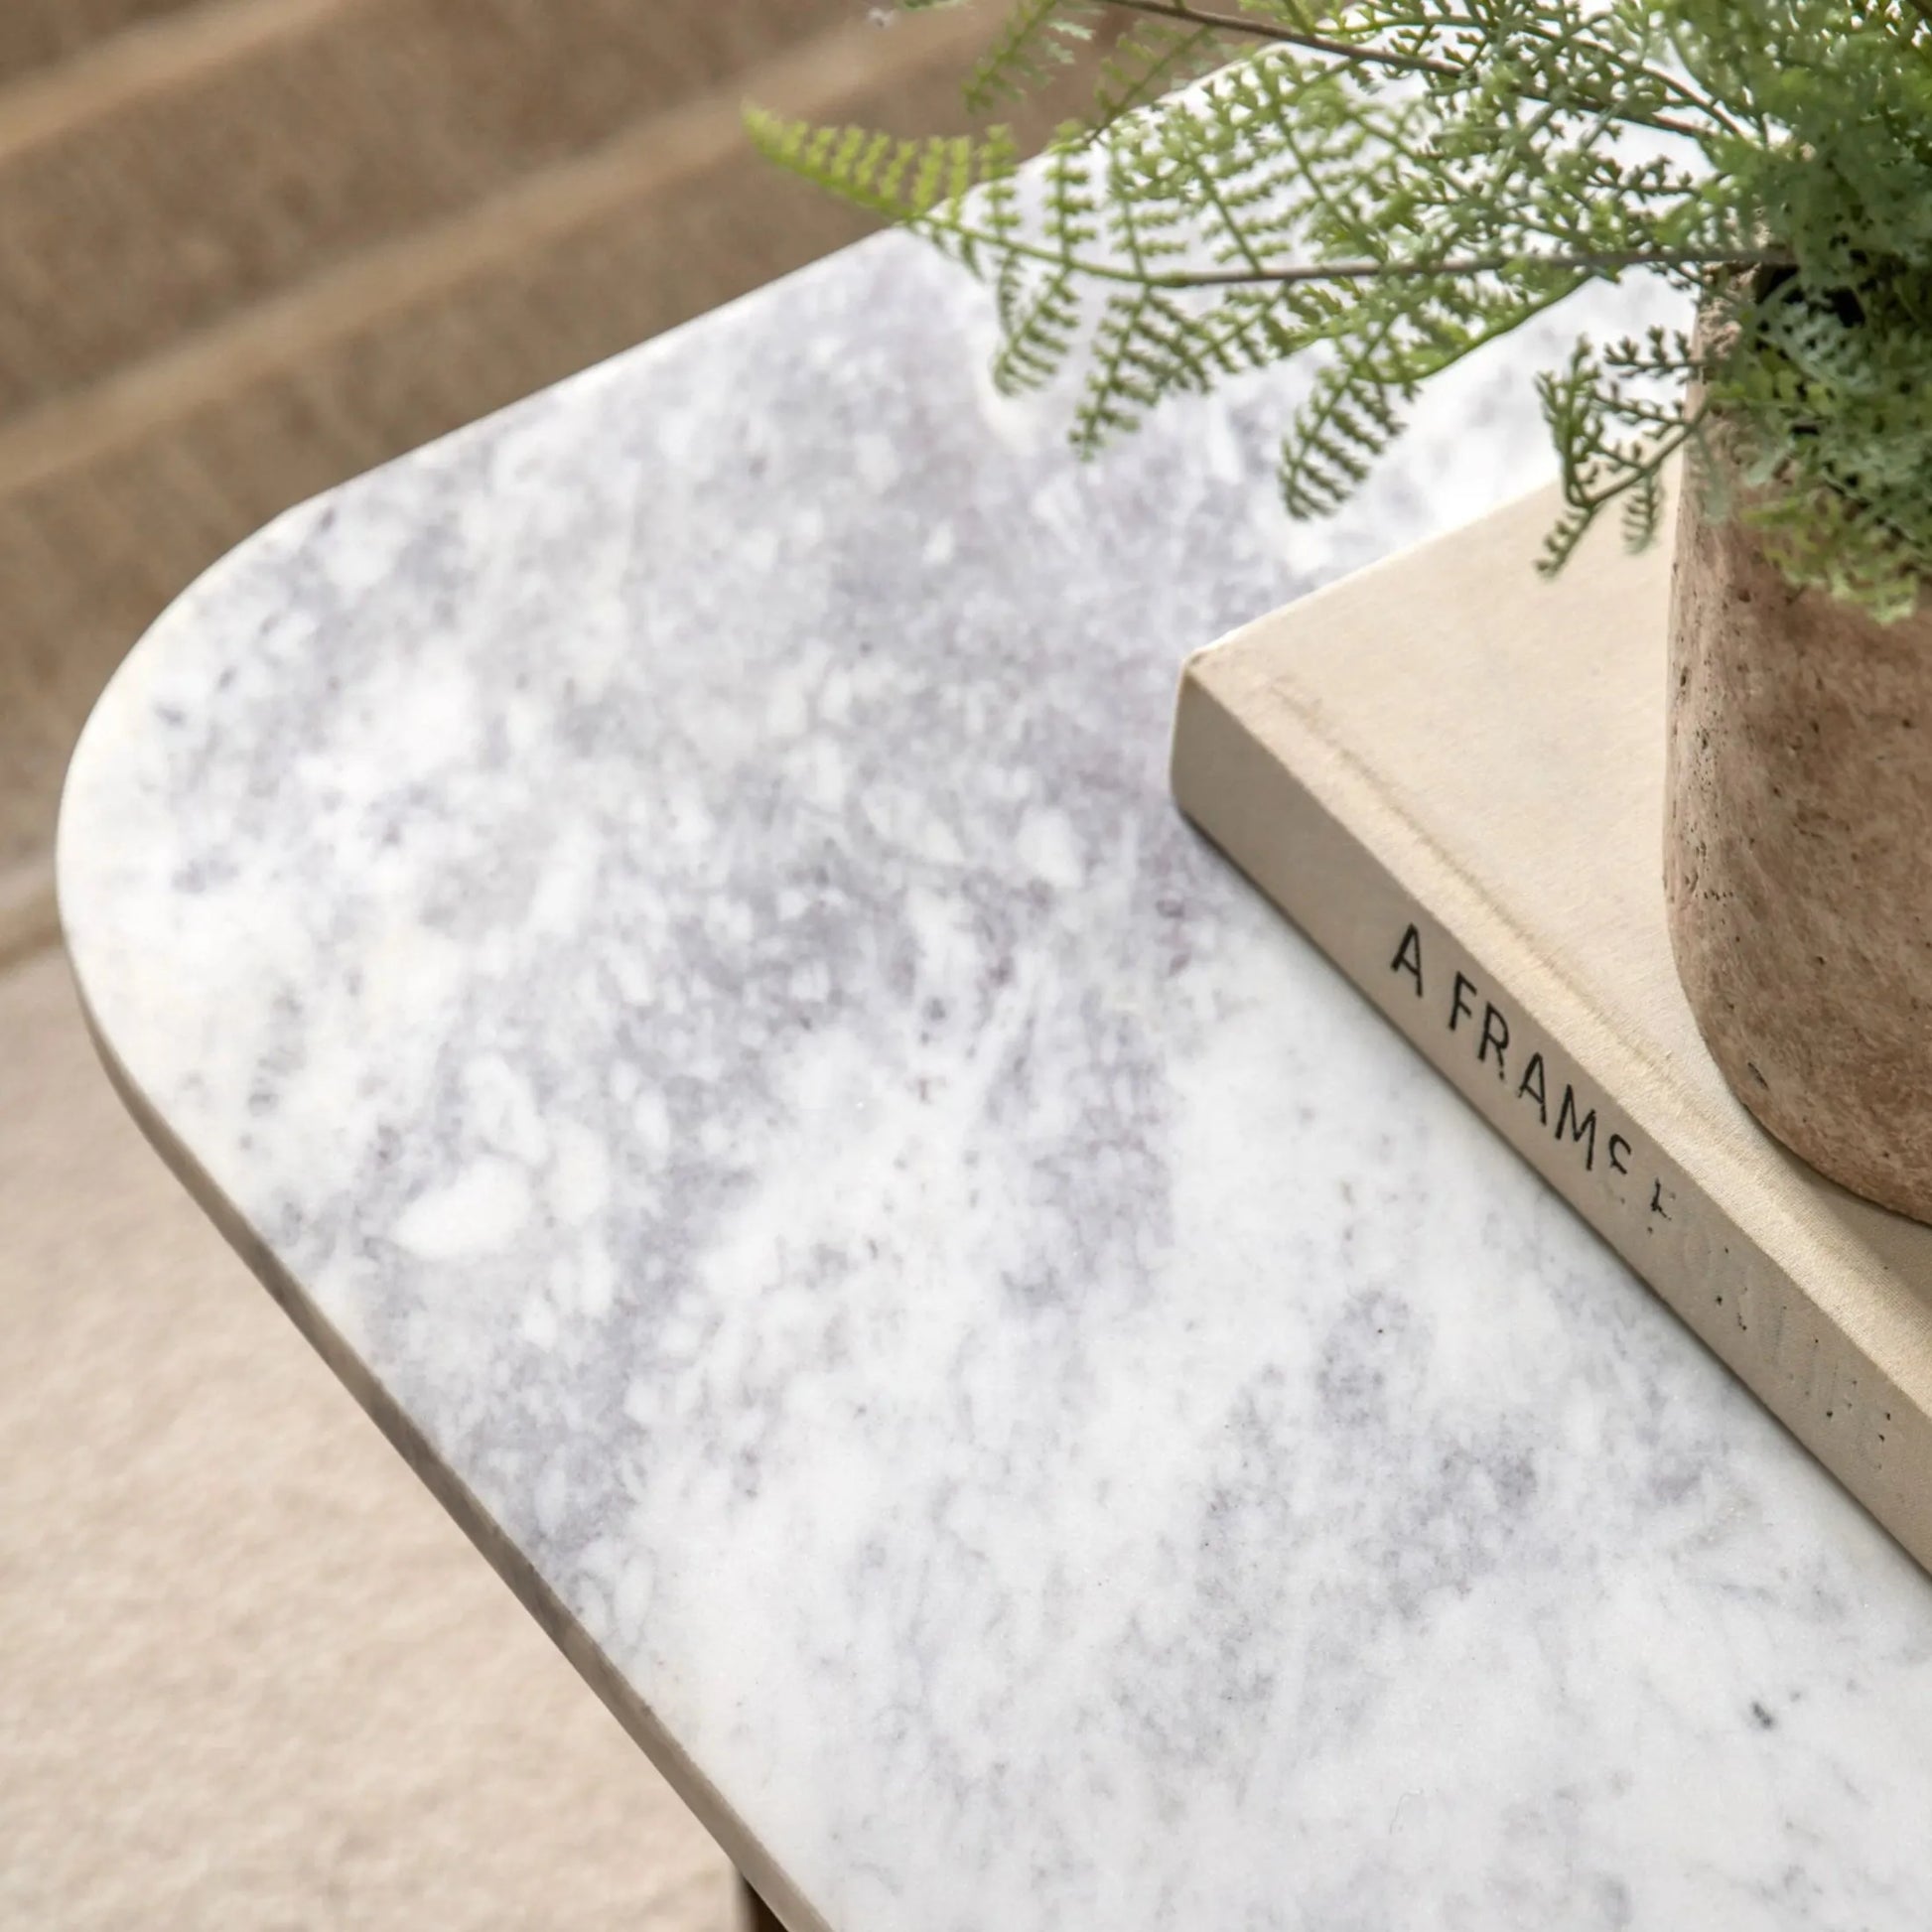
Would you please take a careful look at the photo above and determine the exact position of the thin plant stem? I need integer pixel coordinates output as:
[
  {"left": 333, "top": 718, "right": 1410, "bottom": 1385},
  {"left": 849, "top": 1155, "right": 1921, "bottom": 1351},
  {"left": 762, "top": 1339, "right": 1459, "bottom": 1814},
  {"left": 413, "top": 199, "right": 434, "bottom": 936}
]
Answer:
[
  {"left": 1154, "top": 243, "right": 1781, "bottom": 287},
  {"left": 1091, "top": 0, "right": 1721, "bottom": 140}
]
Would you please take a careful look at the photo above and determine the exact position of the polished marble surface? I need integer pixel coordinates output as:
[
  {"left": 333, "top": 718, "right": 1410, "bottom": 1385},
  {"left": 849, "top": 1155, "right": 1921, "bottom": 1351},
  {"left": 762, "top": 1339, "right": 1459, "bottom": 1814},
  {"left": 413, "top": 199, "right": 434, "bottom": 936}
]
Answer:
[{"left": 61, "top": 234, "right": 1932, "bottom": 1931}]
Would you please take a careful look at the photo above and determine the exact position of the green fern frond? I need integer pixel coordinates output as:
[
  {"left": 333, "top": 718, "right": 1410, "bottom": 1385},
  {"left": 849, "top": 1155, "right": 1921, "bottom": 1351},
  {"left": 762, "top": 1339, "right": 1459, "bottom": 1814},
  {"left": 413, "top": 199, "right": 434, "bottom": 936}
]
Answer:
[
  {"left": 761, "top": 0, "right": 1932, "bottom": 618},
  {"left": 993, "top": 265, "right": 1083, "bottom": 392},
  {"left": 1072, "top": 291, "right": 1165, "bottom": 451},
  {"left": 965, "top": 0, "right": 1101, "bottom": 113},
  {"left": 1039, "top": 126, "right": 1103, "bottom": 259},
  {"left": 1280, "top": 325, "right": 1409, "bottom": 518},
  {"left": 744, "top": 110, "right": 1013, "bottom": 226},
  {"left": 1070, "top": 288, "right": 1217, "bottom": 451},
  {"left": 1537, "top": 336, "right": 1703, "bottom": 572},
  {"left": 1089, "top": 20, "right": 1231, "bottom": 130}
]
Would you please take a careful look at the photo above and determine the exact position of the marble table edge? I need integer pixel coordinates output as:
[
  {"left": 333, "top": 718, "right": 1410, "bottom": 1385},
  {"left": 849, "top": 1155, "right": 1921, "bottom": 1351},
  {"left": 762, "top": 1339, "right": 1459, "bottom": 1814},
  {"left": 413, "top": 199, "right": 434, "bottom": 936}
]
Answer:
[
  {"left": 59, "top": 848, "right": 822, "bottom": 1930},
  {"left": 47, "top": 255, "right": 896, "bottom": 1931}
]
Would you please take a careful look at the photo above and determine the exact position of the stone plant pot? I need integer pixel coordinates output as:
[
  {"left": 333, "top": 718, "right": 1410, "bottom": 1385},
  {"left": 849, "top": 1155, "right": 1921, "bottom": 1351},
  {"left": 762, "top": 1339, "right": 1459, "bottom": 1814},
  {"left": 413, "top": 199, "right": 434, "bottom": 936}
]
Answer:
[{"left": 1666, "top": 467, "right": 1932, "bottom": 1222}]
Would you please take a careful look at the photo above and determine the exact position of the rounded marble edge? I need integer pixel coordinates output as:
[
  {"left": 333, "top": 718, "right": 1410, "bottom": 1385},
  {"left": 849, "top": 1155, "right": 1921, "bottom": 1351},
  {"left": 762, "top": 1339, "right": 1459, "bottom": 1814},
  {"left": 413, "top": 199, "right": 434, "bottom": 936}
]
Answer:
[
  {"left": 48, "top": 245, "right": 909, "bottom": 1932},
  {"left": 62, "top": 495, "right": 289, "bottom": 1037},
  {"left": 54, "top": 219, "right": 915, "bottom": 1070},
  {"left": 49, "top": 400, "right": 845, "bottom": 1932},
  {"left": 67, "top": 967, "right": 827, "bottom": 1930}
]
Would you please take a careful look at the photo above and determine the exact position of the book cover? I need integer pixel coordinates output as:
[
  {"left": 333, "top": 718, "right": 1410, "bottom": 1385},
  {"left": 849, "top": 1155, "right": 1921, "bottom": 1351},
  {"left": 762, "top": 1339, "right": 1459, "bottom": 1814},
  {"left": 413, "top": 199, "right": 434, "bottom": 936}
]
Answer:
[{"left": 1172, "top": 485, "right": 1932, "bottom": 1572}]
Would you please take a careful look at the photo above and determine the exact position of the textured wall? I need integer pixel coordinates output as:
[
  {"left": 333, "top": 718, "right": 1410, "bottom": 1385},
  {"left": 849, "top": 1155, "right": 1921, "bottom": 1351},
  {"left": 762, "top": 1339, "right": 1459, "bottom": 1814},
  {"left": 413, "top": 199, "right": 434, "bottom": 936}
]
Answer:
[
  {"left": 0, "top": 0, "right": 1007, "bottom": 891},
  {"left": 0, "top": 0, "right": 199, "bottom": 84}
]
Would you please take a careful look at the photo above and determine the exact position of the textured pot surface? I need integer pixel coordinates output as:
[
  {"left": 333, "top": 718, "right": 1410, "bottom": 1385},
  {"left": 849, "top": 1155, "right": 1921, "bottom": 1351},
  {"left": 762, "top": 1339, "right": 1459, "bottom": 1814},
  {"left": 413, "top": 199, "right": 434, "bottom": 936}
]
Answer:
[{"left": 1666, "top": 478, "right": 1932, "bottom": 1221}]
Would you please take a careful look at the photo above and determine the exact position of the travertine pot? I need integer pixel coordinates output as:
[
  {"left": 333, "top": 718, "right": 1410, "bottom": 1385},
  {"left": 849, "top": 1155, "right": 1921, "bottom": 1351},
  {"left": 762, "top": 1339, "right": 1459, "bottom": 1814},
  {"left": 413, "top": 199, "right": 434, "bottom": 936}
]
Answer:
[{"left": 1666, "top": 476, "right": 1932, "bottom": 1222}]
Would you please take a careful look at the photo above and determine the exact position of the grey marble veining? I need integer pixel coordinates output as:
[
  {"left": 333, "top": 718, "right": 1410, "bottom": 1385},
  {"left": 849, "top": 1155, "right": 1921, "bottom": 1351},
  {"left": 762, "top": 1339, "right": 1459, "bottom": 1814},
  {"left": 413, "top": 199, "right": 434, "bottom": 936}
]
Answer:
[{"left": 60, "top": 233, "right": 1932, "bottom": 1932}]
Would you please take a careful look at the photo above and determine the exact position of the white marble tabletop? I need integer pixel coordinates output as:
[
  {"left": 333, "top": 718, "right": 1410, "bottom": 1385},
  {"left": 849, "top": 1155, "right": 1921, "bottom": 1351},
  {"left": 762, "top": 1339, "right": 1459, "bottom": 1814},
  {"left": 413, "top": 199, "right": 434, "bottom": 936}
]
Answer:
[{"left": 61, "top": 231, "right": 1932, "bottom": 1932}]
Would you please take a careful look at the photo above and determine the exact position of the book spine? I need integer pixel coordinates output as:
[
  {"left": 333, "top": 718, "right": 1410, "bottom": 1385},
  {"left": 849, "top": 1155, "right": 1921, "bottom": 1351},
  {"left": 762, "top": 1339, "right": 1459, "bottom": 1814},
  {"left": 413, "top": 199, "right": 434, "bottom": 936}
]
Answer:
[{"left": 1172, "top": 659, "right": 1932, "bottom": 1573}]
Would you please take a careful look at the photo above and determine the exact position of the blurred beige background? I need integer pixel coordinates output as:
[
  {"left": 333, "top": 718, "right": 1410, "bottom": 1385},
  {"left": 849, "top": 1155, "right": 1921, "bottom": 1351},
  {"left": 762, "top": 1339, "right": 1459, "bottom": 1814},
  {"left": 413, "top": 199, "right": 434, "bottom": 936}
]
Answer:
[{"left": 0, "top": 2, "right": 1069, "bottom": 1923}]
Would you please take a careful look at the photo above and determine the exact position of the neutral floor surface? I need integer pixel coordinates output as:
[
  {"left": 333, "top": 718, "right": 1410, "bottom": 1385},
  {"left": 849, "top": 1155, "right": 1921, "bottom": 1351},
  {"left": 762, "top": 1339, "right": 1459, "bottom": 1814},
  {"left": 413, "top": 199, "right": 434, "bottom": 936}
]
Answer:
[{"left": 0, "top": 939, "right": 733, "bottom": 1928}]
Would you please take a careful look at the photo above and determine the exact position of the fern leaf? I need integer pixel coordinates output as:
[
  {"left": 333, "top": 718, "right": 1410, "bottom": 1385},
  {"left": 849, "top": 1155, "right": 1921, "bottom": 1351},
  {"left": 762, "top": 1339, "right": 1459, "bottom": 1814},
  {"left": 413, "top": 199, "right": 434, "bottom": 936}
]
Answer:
[
  {"left": 1090, "top": 21, "right": 1230, "bottom": 132},
  {"left": 1038, "top": 130, "right": 1102, "bottom": 259},
  {"left": 1070, "top": 289, "right": 1212, "bottom": 453},
  {"left": 994, "top": 266, "right": 1083, "bottom": 393},
  {"left": 1280, "top": 330, "right": 1409, "bottom": 519},
  {"left": 965, "top": 0, "right": 1100, "bottom": 113},
  {"left": 1536, "top": 338, "right": 1698, "bottom": 576},
  {"left": 744, "top": 111, "right": 980, "bottom": 220},
  {"left": 761, "top": 0, "right": 1932, "bottom": 619}
]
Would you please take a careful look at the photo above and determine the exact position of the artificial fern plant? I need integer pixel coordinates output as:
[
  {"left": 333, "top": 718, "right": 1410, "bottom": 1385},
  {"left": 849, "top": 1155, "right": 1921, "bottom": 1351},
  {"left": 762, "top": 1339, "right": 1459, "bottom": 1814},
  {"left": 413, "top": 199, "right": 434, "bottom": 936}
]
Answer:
[{"left": 752, "top": 1, "right": 1932, "bottom": 620}]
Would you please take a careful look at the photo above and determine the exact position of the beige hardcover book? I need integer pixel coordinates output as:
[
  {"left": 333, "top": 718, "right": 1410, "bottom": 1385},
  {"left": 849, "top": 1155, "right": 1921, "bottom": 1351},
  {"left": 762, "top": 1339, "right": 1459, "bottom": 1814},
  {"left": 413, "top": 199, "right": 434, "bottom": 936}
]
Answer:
[{"left": 1173, "top": 485, "right": 1932, "bottom": 1572}]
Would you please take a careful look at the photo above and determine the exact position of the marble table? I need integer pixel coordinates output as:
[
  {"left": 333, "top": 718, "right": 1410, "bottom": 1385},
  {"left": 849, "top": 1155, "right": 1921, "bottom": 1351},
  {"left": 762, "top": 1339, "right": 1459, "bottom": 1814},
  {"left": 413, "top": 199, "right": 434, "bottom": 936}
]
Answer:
[{"left": 61, "top": 228, "right": 1932, "bottom": 1931}]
